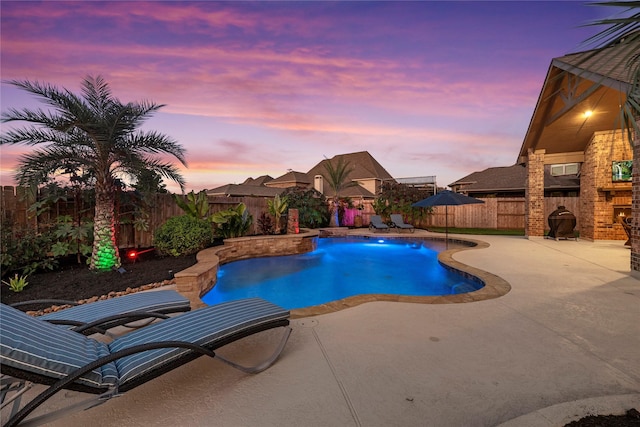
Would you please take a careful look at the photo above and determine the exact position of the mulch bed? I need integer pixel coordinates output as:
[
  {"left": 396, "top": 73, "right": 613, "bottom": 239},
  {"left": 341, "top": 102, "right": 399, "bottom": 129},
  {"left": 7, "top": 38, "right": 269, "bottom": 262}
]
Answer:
[
  {"left": 564, "top": 408, "right": 640, "bottom": 426},
  {"left": 1, "top": 249, "right": 197, "bottom": 308}
]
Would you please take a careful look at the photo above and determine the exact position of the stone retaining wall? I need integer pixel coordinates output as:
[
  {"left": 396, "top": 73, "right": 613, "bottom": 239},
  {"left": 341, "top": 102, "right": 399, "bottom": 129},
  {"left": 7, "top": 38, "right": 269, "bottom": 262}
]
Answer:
[{"left": 174, "top": 230, "right": 318, "bottom": 308}]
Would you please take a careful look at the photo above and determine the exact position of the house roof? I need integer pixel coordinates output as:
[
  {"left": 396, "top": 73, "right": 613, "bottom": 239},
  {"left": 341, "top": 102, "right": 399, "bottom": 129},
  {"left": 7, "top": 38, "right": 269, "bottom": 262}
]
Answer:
[
  {"left": 206, "top": 183, "right": 282, "bottom": 197},
  {"left": 450, "top": 165, "right": 580, "bottom": 193},
  {"left": 517, "top": 34, "right": 638, "bottom": 163},
  {"left": 306, "top": 151, "right": 394, "bottom": 183},
  {"left": 206, "top": 151, "right": 393, "bottom": 199},
  {"left": 265, "top": 171, "right": 310, "bottom": 187},
  {"left": 242, "top": 175, "right": 274, "bottom": 186}
]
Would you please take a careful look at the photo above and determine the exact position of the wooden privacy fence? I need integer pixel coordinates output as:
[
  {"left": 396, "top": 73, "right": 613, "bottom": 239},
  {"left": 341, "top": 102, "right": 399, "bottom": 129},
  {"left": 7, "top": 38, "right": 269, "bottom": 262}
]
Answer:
[
  {"left": 1, "top": 186, "right": 269, "bottom": 249},
  {"left": 119, "top": 196, "right": 269, "bottom": 247},
  {"left": 2, "top": 185, "right": 582, "bottom": 246},
  {"left": 426, "top": 196, "right": 580, "bottom": 231}
]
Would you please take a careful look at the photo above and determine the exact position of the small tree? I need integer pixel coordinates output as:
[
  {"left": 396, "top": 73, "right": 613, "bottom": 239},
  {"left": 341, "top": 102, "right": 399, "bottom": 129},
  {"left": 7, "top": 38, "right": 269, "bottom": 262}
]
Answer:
[
  {"left": 323, "top": 157, "right": 360, "bottom": 226},
  {"left": 1, "top": 76, "right": 187, "bottom": 271},
  {"left": 267, "top": 194, "right": 289, "bottom": 234}
]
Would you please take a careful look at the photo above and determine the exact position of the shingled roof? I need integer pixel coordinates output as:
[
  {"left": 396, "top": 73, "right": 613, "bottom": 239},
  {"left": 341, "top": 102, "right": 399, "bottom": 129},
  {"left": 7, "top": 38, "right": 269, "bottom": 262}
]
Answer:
[
  {"left": 307, "top": 151, "right": 393, "bottom": 180},
  {"left": 242, "top": 175, "right": 274, "bottom": 186},
  {"left": 552, "top": 32, "right": 638, "bottom": 86},
  {"left": 206, "top": 151, "right": 394, "bottom": 199},
  {"left": 265, "top": 171, "right": 310, "bottom": 187},
  {"left": 206, "top": 183, "right": 282, "bottom": 197},
  {"left": 450, "top": 165, "right": 580, "bottom": 195}
]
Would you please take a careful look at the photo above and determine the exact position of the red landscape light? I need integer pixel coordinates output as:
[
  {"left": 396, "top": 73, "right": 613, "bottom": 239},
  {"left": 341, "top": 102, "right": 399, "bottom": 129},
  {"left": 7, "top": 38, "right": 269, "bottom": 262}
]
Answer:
[{"left": 126, "top": 248, "right": 155, "bottom": 263}]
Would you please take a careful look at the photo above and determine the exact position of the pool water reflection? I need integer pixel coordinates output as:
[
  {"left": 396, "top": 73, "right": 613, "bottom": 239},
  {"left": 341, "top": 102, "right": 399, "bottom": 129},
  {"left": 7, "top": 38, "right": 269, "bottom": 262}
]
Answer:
[{"left": 202, "top": 237, "right": 483, "bottom": 310}]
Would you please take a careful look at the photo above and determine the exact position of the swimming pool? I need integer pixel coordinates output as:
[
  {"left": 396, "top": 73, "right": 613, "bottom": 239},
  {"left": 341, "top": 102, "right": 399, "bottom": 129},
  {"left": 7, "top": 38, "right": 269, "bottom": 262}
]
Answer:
[{"left": 201, "top": 237, "right": 484, "bottom": 310}]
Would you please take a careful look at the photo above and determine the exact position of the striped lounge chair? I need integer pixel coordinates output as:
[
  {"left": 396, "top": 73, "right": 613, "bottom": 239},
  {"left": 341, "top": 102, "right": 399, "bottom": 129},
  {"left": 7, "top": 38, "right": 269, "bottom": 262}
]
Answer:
[
  {"left": 10, "top": 290, "right": 191, "bottom": 335},
  {"left": 0, "top": 298, "right": 291, "bottom": 427}
]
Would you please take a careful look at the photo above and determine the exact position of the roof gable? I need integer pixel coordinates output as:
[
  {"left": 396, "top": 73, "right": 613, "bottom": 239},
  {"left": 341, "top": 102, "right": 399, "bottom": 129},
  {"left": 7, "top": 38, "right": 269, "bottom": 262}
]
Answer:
[
  {"left": 242, "top": 175, "right": 274, "bottom": 186},
  {"left": 306, "top": 151, "right": 394, "bottom": 182},
  {"left": 518, "top": 34, "right": 638, "bottom": 162}
]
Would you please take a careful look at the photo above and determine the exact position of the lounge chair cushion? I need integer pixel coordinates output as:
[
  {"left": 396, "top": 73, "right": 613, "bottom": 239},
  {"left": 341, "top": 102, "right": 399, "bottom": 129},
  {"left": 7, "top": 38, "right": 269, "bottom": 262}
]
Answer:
[
  {"left": 370, "top": 215, "right": 389, "bottom": 229},
  {"left": 0, "top": 304, "right": 118, "bottom": 389},
  {"left": 390, "top": 214, "right": 414, "bottom": 230},
  {"left": 110, "top": 298, "right": 290, "bottom": 386},
  {"left": 38, "top": 290, "right": 190, "bottom": 328}
]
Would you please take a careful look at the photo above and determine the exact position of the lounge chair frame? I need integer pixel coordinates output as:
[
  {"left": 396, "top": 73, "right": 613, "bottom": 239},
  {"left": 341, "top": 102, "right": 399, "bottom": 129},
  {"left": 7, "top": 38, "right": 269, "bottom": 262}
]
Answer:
[{"left": 10, "top": 290, "right": 191, "bottom": 336}]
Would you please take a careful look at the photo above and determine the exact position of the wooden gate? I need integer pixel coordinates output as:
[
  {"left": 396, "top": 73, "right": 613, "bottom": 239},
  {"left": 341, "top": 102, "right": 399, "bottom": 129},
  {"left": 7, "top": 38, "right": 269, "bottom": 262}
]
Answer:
[{"left": 496, "top": 198, "right": 525, "bottom": 229}]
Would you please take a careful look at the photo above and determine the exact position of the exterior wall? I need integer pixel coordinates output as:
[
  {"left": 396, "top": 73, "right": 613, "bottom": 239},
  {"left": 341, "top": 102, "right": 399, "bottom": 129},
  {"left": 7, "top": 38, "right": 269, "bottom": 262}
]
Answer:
[
  {"left": 632, "top": 120, "right": 640, "bottom": 276},
  {"left": 580, "top": 130, "right": 632, "bottom": 240},
  {"left": 356, "top": 178, "right": 377, "bottom": 195},
  {"left": 525, "top": 149, "right": 545, "bottom": 237}
]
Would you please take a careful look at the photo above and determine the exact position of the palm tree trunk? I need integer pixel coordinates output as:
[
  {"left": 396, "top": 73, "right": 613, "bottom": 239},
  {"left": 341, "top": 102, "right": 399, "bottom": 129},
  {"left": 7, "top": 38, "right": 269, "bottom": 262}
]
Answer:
[
  {"left": 330, "top": 199, "right": 340, "bottom": 227},
  {"left": 90, "top": 182, "right": 121, "bottom": 270}
]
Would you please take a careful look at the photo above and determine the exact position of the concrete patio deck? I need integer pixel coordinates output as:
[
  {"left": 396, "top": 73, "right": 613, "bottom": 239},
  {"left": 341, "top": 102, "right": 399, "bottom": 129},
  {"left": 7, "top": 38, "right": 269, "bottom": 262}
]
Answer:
[{"left": 18, "top": 231, "right": 640, "bottom": 426}]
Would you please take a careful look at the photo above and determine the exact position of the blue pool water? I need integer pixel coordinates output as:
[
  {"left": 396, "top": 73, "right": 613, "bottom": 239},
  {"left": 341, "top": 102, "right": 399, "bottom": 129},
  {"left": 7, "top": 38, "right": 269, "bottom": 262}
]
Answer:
[{"left": 201, "top": 237, "right": 483, "bottom": 310}]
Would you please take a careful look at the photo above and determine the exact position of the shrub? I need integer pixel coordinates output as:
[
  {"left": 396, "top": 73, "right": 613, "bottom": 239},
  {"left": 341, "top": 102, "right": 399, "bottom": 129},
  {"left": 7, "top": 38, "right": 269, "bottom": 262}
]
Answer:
[
  {"left": 257, "top": 212, "right": 275, "bottom": 235},
  {"left": 154, "top": 215, "right": 213, "bottom": 256},
  {"left": 281, "top": 187, "right": 330, "bottom": 228},
  {"left": 1, "top": 224, "right": 58, "bottom": 278},
  {"left": 373, "top": 182, "right": 432, "bottom": 226},
  {"left": 211, "top": 203, "right": 252, "bottom": 238}
]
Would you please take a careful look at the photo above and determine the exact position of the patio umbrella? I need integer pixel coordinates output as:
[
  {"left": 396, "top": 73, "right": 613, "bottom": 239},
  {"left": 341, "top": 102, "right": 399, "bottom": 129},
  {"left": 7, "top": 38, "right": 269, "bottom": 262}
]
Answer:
[{"left": 412, "top": 190, "right": 484, "bottom": 247}]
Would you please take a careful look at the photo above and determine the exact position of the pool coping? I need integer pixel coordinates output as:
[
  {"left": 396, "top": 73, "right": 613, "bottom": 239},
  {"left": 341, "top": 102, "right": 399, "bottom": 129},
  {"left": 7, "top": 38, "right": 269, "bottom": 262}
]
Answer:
[{"left": 290, "top": 233, "right": 512, "bottom": 319}]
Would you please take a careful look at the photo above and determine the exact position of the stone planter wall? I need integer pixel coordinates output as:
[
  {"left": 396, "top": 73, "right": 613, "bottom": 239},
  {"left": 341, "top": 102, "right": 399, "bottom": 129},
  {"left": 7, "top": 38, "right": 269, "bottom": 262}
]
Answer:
[{"left": 174, "top": 230, "right": 318, "bottom": 308}]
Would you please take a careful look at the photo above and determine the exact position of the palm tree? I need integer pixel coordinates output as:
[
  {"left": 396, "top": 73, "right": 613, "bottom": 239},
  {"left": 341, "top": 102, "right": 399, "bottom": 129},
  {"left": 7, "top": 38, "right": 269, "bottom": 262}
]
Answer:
[
  {"left": 323, "top": 157, "right": 359, "bottom": 226},
  {"left": 1, "top": 76, "right": 187, "bottom": 270}
]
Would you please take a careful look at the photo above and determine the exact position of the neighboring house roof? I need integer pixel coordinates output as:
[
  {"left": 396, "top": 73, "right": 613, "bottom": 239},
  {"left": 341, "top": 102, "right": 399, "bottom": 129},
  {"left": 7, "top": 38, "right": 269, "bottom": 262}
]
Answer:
[
  {"left": 518, "top": 34, "right": 638, "bottom": 162},
  {"left": 306, "top": 151, "right": 394, "bottom": 183},
  {"left": 242, "top": 175, "right": 274, "bottom": 186},
  {"left": 450, "top": 165, "right": 580, "bottom": 194},
  {"left": 206, "top": 184, "right": 282, "bottom": 197},
  {"left": 206, "top": 151, "right": 394, "bottom": 199},
  {"left": 335, "top": 185, "right": 376, "bottom": 199},
  {"left": 265, "top": 171, "right": 310, "bottom": 187}
]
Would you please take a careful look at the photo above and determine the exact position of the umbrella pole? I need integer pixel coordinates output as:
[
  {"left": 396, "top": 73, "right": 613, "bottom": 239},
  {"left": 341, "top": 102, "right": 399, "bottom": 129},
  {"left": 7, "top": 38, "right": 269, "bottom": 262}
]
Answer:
[{"left": 445, "top": 205, "right": 449, "bottom": 249}]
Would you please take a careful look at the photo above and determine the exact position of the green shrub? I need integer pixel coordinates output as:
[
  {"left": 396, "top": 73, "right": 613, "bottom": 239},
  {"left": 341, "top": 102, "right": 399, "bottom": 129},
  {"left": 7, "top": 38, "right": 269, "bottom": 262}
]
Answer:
[
  {"left": 211, "top": 203, "right": 252, "bottom": 238},
  {"left": 154, "top": 215, "right": 213, "bottom": 256},
  {"left": 281, "top": 187, "right": 330, "bottom": 228},
  {"left": 1, "top": 225, "right": 58, "bottom": 278}
]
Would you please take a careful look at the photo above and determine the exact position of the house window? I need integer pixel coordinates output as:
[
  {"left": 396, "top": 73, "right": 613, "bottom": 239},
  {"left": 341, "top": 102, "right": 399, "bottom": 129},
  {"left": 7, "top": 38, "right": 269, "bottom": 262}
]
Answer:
[{"left": 550, "top": 163, "right": 580, "bottom": 176}]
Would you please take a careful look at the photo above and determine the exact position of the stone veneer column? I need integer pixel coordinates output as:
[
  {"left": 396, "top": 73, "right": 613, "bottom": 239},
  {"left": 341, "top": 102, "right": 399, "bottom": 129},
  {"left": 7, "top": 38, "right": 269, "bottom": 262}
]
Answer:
[
  {"left": 631, "top": 119, "right": 640, "bottom": 277},
  {"left": 525, "top": 149, "right": 545, "bottom": 237}
]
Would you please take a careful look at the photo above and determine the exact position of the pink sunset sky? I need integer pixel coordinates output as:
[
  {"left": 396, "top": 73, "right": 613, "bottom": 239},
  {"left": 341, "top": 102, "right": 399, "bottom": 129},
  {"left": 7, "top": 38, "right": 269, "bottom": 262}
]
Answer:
[{"left": 0, "top": 1, "right": 613, "bottom": 193}]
